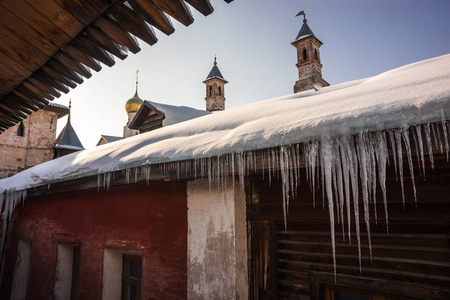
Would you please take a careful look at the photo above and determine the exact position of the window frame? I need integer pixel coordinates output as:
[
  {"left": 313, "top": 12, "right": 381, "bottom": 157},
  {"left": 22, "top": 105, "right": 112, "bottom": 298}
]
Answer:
[{"left": 121, "top": 254, "right": 142, "bottom": 300}]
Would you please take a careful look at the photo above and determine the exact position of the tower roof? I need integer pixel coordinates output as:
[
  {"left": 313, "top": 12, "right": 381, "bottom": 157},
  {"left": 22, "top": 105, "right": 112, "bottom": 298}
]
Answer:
[
  {"left": 55, "top": 122, "right": 84, "bottom": 151},
  {"left": 125, "top": 70, "right": 144, "bottom": 113},
  {"left": 293, "top": 11, "right": 322, "bottom": 44},
  {"left": 203, "top": 56, "right": 228, "bottom": 83}
]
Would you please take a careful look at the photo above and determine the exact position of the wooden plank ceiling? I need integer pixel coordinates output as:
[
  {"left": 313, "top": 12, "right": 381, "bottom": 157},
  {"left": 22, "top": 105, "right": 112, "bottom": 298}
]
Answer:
[{"left": 0, "top": 0, "right": 233, "bottom": 132}]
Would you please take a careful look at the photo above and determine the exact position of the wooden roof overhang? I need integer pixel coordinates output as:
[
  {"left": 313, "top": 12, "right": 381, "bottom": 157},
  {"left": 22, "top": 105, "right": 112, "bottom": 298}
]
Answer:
[
  {"left": 0, "top": 0, "right": 233, "bottom": 132},
  {"left": 128, "top": 100, "right": 165, "bottom": 132}
]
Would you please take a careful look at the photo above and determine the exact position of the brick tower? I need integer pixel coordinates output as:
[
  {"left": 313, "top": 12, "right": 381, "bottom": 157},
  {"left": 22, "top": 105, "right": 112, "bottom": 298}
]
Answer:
[
  {"left": 203, "top": 56, "right": 228, "bottom": 112},
  {"left": 292, "top": 11, "right": 329, "bottom": 93}
]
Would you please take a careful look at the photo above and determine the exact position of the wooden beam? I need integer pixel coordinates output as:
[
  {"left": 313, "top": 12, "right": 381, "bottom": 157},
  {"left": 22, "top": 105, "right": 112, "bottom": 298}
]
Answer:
[
  {"left": 84, "top": 25, "right": 128, "bottom": 60},
  {"left": 0, "top": 106, "right": 23, "bottom": 124},
  {"left": 14, "top": 86, "right": 49, "bottom": 107},
  {"left": 34, "top": 70, "right": 70, "bottom": 94},
  {"left": 41, "top": 66, "right": 77, "bottom": 89},
  {"left": 53, "top": 0, "right": 100, "bottom": 26},
  {"left": 153, "top": 0, "right": 194, "bottom": 26},
  {"left": 128, "top": 0, "right": 175, "bottom": 35},
  {"left": 22, "top": 81, "right": 54, "bottom": 101},
  {"left": 27, "top": 77, "right": 62, "bottom": 99},
  {"left": 0, "top": 97, "right": 32, "bottom": 116},
  {"left": 63, "top": 43, "right": 102, "bottom": 72},
  {"left": 54, "top": 51, "right": 92, "bottom": 79},
  {"left": 185, "top": 0, "right": 214, "bottom": 16},
  {"left": 74, "top": 35, "right": 116, "bottom": 67},
  {"left": 95, "top": 15, "right": 141, "bottom": 54},
  {"left": 46, "top": 59, "right": 84, "bottom": 84},
  {"left": 110, "top": 4, "right": 158, "bottom": 46}
]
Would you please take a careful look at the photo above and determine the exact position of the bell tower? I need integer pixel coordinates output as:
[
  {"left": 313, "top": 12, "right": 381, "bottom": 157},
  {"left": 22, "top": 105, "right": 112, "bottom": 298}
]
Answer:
[
  {"left": 292, "top": 11, "right": 329, "bottom": 93},
  {"left": 203, "top": 56, "right": 228, "bottom": 112}
]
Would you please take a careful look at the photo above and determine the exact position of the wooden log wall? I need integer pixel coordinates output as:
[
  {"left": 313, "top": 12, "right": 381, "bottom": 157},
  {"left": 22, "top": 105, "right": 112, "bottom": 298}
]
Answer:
[
  {"left": 247, "top": 155, "right": 450, "bottom": 300},
  {"left": 0, "top": 0, "right": 232, "bottom": 132}
]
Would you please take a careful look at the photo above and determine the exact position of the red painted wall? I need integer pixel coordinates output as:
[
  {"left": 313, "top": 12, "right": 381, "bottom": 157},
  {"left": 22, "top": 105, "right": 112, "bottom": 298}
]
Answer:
[{"left": 1, "top": 181, "right": 187, "bottom": 299}]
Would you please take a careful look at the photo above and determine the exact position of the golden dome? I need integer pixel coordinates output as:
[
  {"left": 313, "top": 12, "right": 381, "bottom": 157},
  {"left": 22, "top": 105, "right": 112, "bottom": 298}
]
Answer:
[{"left": 125, "top": 91, "right": 143, "bottom": 113}]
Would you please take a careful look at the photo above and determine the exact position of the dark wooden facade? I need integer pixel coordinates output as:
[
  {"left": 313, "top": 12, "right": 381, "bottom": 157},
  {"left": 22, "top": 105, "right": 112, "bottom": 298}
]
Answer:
[
  {"left": 247, "top": 155, "right": 450, "bottom": 299},
  {"left": 0, "top": 0, "right": 233, "bottom": 132}
]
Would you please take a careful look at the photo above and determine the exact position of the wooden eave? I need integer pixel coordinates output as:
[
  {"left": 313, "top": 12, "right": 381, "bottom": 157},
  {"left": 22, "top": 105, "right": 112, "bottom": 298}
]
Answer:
[
  {"left": 0, "top": 0, "right": 233, "bottom": 132},
  {"left": 128, "top": 100, "right": 165, "bottom": 132}
]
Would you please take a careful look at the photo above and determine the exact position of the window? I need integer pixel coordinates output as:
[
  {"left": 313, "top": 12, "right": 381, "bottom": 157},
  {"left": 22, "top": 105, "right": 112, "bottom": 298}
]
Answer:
[
  {"left": 218, "top": 86, "right": 222, "bottom": 96},
  {"left": 11, "top": 240, "right": 32, "bottom": 299},
  {"left": 71, "top": 246, "right": 81, "bottom": 300},
  {"left": 209, "top": 86, "right": 212, "bottom": 96},
  {"left": 303, "top": 48, "right": 308, "bottom": 61},
  {"left": 54, "top": 245, "right": 80, "bottom": 300},
  {"left": 17, "top": 122, "right": 24, "bottom": 136},
  {"left": 315, "top": 49, "right": 319, "bottom": 61},
  {"left": 122, "top": 255, "right": 142, "bottom": 300},
  {"left": 102, "top": 249, "right": 142, "bottom": 300}
]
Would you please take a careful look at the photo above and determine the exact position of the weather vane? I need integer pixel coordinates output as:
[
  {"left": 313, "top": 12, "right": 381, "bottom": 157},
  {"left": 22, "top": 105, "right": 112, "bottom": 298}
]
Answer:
[
  {"left": 214, "top": 55, "right": 217, "bottom": 66},
  {"left": 296, "top": 10, "right": 307, "bottom": 23}
]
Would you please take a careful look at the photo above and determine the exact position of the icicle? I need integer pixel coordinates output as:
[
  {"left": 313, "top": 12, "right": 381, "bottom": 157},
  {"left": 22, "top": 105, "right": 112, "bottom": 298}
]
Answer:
[
  {"left": 431, "top": 123, "right": 443, "bottom": 154},
  {"left": 424, "top": 124, "right": 435, "bottom": 169},
  {"left": 374, "top": 132, "right": 389, "bottom": 233},
  {"left": 320, "top": 136, "right": 337, "bottom": 278},
  {"left": 441, "top": 110, "right": 449, "bottom": 161},
  {"left": 388, "top": 131, "right": 399, "bottom": 180},
  {"left": 401, "top": 129, "right": 417, "bottom": 204},
  {"left": 394, "top": 131, "right": 406, "bottom": 207},
  {"left": 338, "top": 139, "right": 352, "bottom": 243},
  {"left": 356, "top": 133, "right": 372, "bottom": 261}
]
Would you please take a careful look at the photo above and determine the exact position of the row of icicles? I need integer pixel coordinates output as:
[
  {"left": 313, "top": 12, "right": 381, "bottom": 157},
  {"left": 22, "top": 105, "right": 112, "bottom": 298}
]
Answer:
[{"left": 2, "top": 120, "right": 449, "bottom": 278}]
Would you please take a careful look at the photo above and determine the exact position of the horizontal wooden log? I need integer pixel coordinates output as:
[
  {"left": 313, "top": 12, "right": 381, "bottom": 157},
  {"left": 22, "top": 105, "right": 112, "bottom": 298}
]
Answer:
[
  {"left": 54, "top": 51, "right": 92, "bottom": 79},
  {"left": 21, "top": 81, "right": 54, "bottom": 101},
  {"left": 27, "top": 77, "right": 61, "bottom": 99},
  {"left": 185, "top": 0, "right": 214, "bottom": 16},
  {"left": 0, "top": 50, "right": 32, "bottom": 97},
  {"left": 34, "top": 70, "right": 70, "bottom": 94},
  {"left": 41, "top": 66, "right": 77, "bottom": 89},
  {"left": 53, "top": 0, "right": 100, "bottom": 26},
  {"left": 128, "top": 0, "right": 175, "bottom": 35},
  {"left": 46, "top": 59, "right": 84, "bottom": 84},
  {"left": 74, "top": 34, "right": 116, "bottom": 67},
  {"left": 111, "top": 4, "right": 158, "bottom": 46},
  {"left": 84, "top": 25, "right": 128, "bottom": 60},
  {"left": 153, "top": 0, "right": 194, "bottom": 26},
  {"left": 0, "top": 97, "right": 33, "bottom": 116},
  {"left": 95, "top": 15, "right": 140, "bottom": 54},
  {"left": 12, "top": 88, "right": 48, "bottom": 108},
  {"left": 63, "top": 43, "right": 102, "bottom": 72}
]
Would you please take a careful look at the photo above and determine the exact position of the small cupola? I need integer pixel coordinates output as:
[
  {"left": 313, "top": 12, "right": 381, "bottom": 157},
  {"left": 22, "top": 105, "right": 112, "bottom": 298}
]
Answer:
[
  {"left": 291, "top": 11, "right": 329, "bottom": 93},
  {"left": 203, "top": 56, "right": 228, "bottom": 112}
]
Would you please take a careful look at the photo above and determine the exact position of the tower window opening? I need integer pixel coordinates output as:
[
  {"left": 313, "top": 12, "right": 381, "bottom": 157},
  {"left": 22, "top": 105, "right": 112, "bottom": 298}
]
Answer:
[
  {"left": 209, "top": 86, "right": 212, "bottom": 96},
  {"left": 303, "top": 49, "right": 308, "bottom": 61},
  {"left": 218, "top": 86, "right": 222, "bottom": 96},
  {"left": 315, "top": 49, "right": 319, "bottom": 61},
  {"left": 17, "top": 122, "right": 24, "bottom": 137}
]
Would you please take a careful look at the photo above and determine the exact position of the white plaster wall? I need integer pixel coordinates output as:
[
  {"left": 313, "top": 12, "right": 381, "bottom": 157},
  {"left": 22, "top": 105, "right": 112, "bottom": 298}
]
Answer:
[
  {"left": 11, "top": 240, "right": 32, "bottom": 300},
  {"left": 102, "top": 249, "right": 123, "bottom": 300},
  {"left": 187, "top": 178, "right": 248, "bottom": 300},
  {"left": 54, "top": 245, "right": 74, "bottom": 300}
]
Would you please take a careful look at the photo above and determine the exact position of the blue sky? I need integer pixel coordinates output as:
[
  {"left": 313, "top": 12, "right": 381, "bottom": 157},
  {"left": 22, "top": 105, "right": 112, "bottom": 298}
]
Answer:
[{"left": 54, "top": 0, "right": 450, "bottom": 148}]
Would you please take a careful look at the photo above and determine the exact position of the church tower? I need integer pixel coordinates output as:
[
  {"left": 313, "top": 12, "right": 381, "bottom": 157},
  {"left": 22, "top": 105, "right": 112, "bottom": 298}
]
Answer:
[
  {"left": 124, "top": 70, "right": 143, "bottom": 137},
  {"left": 203, "top": 56, "right": 228, "bottom": 112},
  {"left": 292, "top": 11, "right": 329, "bottom": 93}
]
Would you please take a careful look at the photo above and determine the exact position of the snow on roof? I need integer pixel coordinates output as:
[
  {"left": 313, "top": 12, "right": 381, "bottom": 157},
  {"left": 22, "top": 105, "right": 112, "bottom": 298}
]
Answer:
[
  {"left": 1, "top": 54, "right": 450, "bottom": 192},
  {"left": 146, "top": 101, "right": 211, "bottom": 126}
]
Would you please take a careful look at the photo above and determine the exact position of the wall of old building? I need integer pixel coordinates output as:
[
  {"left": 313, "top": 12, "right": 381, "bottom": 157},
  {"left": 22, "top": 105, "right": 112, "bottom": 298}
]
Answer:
[
  {"left": 0, "top": 110, "right": 58, "bottom": 178},
  {"left": 187, "top": 178, "right": 248, "bottom": 299},
  {"left": 1, "top": 181, "right": 188, "bottom": 299}
]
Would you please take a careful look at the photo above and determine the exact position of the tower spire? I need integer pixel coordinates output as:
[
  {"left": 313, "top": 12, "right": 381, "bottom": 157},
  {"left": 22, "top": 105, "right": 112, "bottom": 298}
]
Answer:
[
  {"left": 135, "top": 69, "right": 139, "bottom": 96},
  {"left": 68, "top": 99, "right": 71, "bottom": 123}
]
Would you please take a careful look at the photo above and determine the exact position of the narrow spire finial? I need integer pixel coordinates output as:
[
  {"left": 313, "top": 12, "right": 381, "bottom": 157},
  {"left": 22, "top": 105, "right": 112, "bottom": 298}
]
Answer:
[
  {"left": 135, "top": 69, "right": 139, "bottom": 96},
  {"left": 296, "top": 10, "right": 307, "bottom": 23},
  {"left": 214, "top": 55, "right": 217, "bottom": 66},
  {"left": 68, "top": 98, "right": 72, "bottom": 123}
]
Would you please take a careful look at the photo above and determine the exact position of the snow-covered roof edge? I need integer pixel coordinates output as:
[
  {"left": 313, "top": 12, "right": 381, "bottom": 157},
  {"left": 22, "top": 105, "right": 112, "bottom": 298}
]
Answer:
[{"left": 1, "top": 54, "right": 449, "bottom": 193}]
